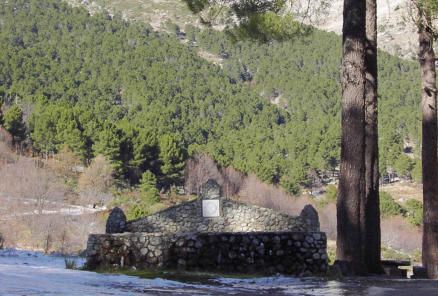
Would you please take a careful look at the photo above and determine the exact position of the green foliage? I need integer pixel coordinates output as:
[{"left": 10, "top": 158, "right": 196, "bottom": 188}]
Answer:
[
  {"left": 158, "top": 134, "right": 186, "bottom": 187},
  {"left": 228, "top": 13, "right": 309, "bottom": 42},
  {"left": 394, "top": 154, "right": 414, "bottom": 179},
  {"left": 126, "top": 171, "right": 163, "bottom": 220},
  {"left": 0, "top": 0, "right": 424, "bottom": 193},
  {"left": 405, "top": 199, "right": 423, "bottom": 226},
  {"left": 327, "top": 248, "right": 336, "bottom": 265},
  {"left": 280, "top": 175, "right": 302, "bottom": 196},
  {"left": 92, "top": 122, "right": 124, "bottom": 177},
  {"left": 380, "top": 191, "right": 405, "bottom": 217},
  {"left": 411, "top": 159, "right": 422, "bottom": 182},
  {"left": 381, "top": 244, "right": 411, "bottom": 261},
  {"left": 138, "top": 171, "right": 160, "bottom": 203},
  {"left": 4, "top": 105, "right": 26, "bottom": 144},
  {"left": 325, "top": 184, "right": 338, "bottom": 202}
]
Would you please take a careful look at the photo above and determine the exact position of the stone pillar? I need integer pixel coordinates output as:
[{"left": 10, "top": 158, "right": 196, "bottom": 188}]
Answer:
[
  {"left": 300, "top": 204, "right": 320, "bottom": 232},
  {"left": 106, "top": 207, "right": 127, "bottom": 234}
]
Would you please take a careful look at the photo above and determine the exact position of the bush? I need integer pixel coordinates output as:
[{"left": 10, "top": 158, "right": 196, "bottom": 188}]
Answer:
[
  {"left": 380, "top": 191, "right": 405, "bottom": 217},
  {"left": 405, "top": 199, "right": 423, "bottom": 226},
  {"left": 325, "top": 184, "right": 338, "bottom": 202},
  {"left": 381, "top": 244, "right": 410, "bottom": 261},
  {"left": 126, "top": 171, "right": 163, "bottom": 220},
  {"left": 64, "top": 256, "right": 77, "bottom": 269},
  {"left": 126, "top": 202, "right": 166, "bottom": 220}
]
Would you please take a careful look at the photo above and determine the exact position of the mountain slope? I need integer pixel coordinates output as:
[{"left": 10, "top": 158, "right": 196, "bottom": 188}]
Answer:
[
  {"left": 65, "top": 0, "right": 420, "bottom": 60},
  {"left": 0, "top": 0, "right": 423, "bottom": 191}
]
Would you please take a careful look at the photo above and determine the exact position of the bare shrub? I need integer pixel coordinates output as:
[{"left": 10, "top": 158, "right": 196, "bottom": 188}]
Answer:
[
  {"left": 0, "top": 127, "right": 12, "bottom": 148},
  {"left": 319, "top": 203, "right": 337, "bottom": 240},
  {"left": 237, "top": 173, "right": 315, "bottom": 216},
  {"left": 381, "top": 216, "right": 422, "bottom": 252},
  {"left": 47, "top": 145, "right": 83, "bottom": 179},
  {"left": 0, "top": 142, "right": 16, "bottom": 166},
  {"left": 0, "top": 157, "right": 66, "bottom": 215},
  {"left": 185, "top": 152, "right": 245, "bottom": 198},
  {"left": 184, "top": 152, "right": 223, "bottom": 194},
  {"left": 77, "top": 155, "right": 114, "bottom": 206},
  {"left": 221, "top": 166, "right": 244, "bottom": 198}
]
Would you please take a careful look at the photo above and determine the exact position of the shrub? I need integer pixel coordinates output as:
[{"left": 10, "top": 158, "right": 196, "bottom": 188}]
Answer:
[
  {"left": 380, "top": 191, "right": 405, "bottom": 217},
  {"left": 126, "top": 171, "right": 163, "bottom": 220},
  {"left": 405, "top": 199, "right": 423, "bottom": 226},
  {"left": 64, "top": 256, "right": 77, "bottom": 269},
  {"left": 325, "top": 184, "right": 338, "bottom": 202}
]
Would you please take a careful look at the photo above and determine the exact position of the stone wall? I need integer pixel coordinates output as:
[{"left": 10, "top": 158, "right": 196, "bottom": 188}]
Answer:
[
  {"left": 88, "top": 180, "right": 327, "bottom": 275},
  {"left": 86, "top": 231, "right": 328, "bottom": 275},
  {"left": 124, "top": 180, "right": 319, "bottom": 234},
  {"left": 125, "top": 199, "right": 318, "bottom": 234}
]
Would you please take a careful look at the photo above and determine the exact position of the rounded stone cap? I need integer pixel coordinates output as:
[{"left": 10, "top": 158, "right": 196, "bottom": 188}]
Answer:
[
  {"left": 106, "top": 207, "right": 127, "bottom": 234},
  {"left": 300, "top": 204, "right": 320, "bottom": 232},
  {"left": 200, "top": 179, "right": 221, "bottom": 199}
]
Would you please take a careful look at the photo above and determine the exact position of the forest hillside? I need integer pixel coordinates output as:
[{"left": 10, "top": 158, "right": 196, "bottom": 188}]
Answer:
[{"left": 0, "top": 0, "right": 425, "bottom": 259}]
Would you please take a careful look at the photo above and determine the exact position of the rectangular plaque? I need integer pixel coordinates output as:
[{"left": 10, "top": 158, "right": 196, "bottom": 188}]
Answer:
[{"left": 202, "top": 200, "right": 220, "bottom": 217}]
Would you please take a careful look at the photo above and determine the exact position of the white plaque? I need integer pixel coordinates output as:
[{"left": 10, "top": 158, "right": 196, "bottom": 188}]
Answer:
[{"left": 202, "top": 200, "right": 220, "bottom": 217}]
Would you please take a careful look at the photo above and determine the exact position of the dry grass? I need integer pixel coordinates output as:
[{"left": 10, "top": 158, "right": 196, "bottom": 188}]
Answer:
[
  {"left": 381, "top": 215, "right": 422, "bottom": 252},
  {"left": 237, "top": 173, "right": 316, "bottom": 216},
  {"left": 380, "top": 182, "right": 423, "bottom": 204}
]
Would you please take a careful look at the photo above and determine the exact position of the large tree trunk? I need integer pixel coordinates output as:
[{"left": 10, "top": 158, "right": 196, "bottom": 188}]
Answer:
[
  {"left": 362, "top": 0, "right": 382, "bottom": 274},
  {"left": 336, "top": 0, "right": 367, "bottom": 275},
  {"left": 419, "top": 23, "right": 438, "bottom": 279}
]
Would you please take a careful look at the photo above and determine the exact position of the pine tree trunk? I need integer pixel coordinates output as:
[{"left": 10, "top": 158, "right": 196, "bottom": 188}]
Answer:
[
  {"left": 419, "top": 24, "right": 438, "bottom": 279},
  {"left": 362, "top": 0, "right": 382, "bottom": 274},
  {"left": 336, "top": 0, "right": 367, "bottom": 275}
]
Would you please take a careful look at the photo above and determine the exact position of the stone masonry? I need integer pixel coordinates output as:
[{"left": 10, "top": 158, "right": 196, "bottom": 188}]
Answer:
[
  {"left": 126, "top": 180, "right": 319, "bottom": 233},
  {"left": 85, "top": 180, "right": 328, "bottom": 275},
  {"left": 86, "top": 231, "right": 328, "bottom": 275}
]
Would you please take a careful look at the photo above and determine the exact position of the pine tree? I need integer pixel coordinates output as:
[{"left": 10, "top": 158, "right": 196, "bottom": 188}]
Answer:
[
  {"left": 4, "top": 105, "right": 26, "bottom": 144},
  {"left": 158, "top": 134, "right": 186, "bottom": 187},
  {"left": 92, "top": 122, "right": 123, "bottom": 178}
]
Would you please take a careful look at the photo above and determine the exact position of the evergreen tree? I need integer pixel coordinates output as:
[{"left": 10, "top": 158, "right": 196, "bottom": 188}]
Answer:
[
  {"left": 158, "top": 134, "right": 186, "bottom": 187},
  {"left": 138, "top": 170, "right": 160, "bottom": 203},
  {"left": 4, "top": 105, "right": 26, "bottom": 144},
  {"left": 127, "top": 170, "right": 161, "bottom": 219},
  {"left": 92, "top": 122, "right": 123, "bottom": 178},
  {"left": 30, "top": 103, "right": 60, "bottom": 158}
]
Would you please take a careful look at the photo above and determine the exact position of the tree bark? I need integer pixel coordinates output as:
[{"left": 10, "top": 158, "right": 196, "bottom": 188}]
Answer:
[
  {"left": 336, "top": 0, "right": 367, "bottom": 275},
  {"left": 419, "top": 21, "right": 438, "bottom": 279},
  {"left": 362, "top": 0, "right": 382, "bottom": 274}
]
